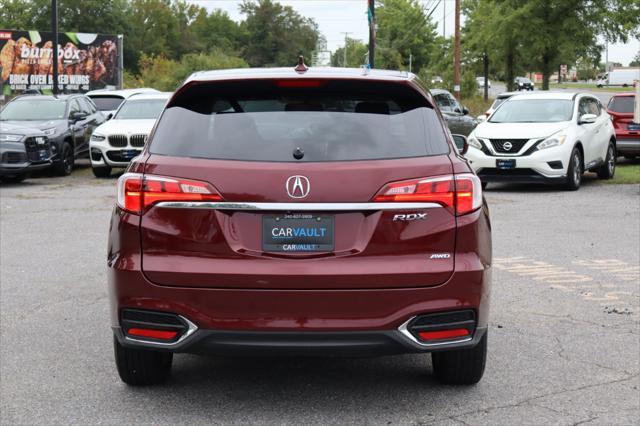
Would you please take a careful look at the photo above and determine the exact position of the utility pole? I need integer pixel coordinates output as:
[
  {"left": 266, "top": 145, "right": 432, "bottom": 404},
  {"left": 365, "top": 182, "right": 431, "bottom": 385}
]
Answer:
[
  {"left": 453, "top": 0, "right": 461, "bottom": 99},
  {"left": 51, "top": 0, "right": 59, "bottom": 95},
  {"left": 341, "top": 32, "right": 352, "bottom": 67},
  {"left": 368, "top": 0, "right": 375, "bottom": 68},
  {"left": 483, "top": 52, "right": 489, "bottom": 102}
]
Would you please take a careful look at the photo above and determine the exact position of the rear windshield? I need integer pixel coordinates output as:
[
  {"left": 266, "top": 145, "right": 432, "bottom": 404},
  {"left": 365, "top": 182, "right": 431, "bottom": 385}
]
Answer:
[
  {"left": 607, "top": 96, "right": 634, "bottom": 114},
  {"left": 150, "top": 80, "right": 449, "bottom": 162},
  {"left": 89, "top": 95, "right": 124, "bottom": 111},
  {"left": 491, "top": 97, "right": 508, "bottom": 109}
]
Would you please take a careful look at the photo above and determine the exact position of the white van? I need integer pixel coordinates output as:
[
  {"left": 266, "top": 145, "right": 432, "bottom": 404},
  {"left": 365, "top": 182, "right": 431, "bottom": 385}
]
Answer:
[{"left": 596, "top": 68, "right": 640, "bottom": 87}]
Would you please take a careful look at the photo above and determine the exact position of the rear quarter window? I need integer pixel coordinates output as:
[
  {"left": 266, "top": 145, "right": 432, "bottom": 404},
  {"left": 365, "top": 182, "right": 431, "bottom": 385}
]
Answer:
[{"left": 149, "top": 79, "right": 450, "bottom": 162}]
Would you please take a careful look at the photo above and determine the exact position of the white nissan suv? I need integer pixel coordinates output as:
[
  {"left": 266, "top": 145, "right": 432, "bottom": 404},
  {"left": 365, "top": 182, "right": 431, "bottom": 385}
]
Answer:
[
  {"left": 89, "top": 92, "right": 171, "bottom": 177},
  {"left": 465, "top": 92, "right": 616, "bottom": 190}
]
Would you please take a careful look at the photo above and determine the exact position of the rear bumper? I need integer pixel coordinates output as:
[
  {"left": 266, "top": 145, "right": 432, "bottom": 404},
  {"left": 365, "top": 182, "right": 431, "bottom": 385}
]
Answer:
[
  {"left": 108, "top": 205, "right": 492, "bottom": 356},
  {"left": 113, "top": 325, "right": 488, "bottom": 356},
  {"left": 616, "top": 138, "right": 640, "bottom": 155}
]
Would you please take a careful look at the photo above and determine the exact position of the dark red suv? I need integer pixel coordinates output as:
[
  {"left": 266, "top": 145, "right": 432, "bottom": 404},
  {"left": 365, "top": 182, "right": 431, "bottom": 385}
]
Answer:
[
  {"left": 108, "top": 65, "right": 492, "bottom": 386},
  {"left": 607, "top": 93, "right": 639, "bottom": 159}
]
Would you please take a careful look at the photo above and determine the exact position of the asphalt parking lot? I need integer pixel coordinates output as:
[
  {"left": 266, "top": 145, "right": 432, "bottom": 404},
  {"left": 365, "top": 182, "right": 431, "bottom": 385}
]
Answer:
[{"left": 1, "top": 163, "right": 639, "bottom": 425}]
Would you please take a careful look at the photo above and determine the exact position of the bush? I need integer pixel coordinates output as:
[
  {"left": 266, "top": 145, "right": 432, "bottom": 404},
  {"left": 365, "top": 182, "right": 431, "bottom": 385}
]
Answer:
[
  {"left": 417, "top": 68, "right": 477, "bottom": 98},
  {"left": 129, "top": 50, "right": 248, "bottom": 91}
]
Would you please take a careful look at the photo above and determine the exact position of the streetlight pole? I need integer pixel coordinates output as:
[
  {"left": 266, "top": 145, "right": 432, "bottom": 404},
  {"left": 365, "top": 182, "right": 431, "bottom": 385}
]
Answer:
[
  {"left": 341, "top": 32, "right": 352, "bottom": 67},
  {"left": 51, "top": 0, "right": 59, "bottom": 95},
  {"left": 453, "top": 0, "right": 461, "bottom": 99},
  {"left": 443, "top": 0, "right": 445, "bottom": 38}
]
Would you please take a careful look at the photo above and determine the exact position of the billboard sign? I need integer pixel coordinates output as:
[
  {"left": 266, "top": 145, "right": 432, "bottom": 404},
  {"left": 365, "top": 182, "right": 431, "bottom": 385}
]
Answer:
[{"left": 0, "top": 30, "right": 121, "bottom": 95}]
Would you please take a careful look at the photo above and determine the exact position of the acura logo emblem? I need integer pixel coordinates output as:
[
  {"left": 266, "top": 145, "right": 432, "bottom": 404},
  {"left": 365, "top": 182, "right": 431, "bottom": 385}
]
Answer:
[
  {"left": 285, "top": 175, "right": 310, "bottom": 198},
  {"left": 502, "top": 142, "right": 513, "bottom": 151}
]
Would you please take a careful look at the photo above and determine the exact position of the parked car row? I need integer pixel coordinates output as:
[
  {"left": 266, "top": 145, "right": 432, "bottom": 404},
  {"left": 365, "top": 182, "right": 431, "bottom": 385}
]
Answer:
[
  {"left": 0, "top": 94, "right": 106, "bottom": 179},
  {"left": 0, "top": 88, "right": 165, "bottom": 182},
  {"left": 459, "top": 91, "right": 637, "bottom": 191},
  {"left": 90, "top": 92, "right": 171, "bottom": 177}
]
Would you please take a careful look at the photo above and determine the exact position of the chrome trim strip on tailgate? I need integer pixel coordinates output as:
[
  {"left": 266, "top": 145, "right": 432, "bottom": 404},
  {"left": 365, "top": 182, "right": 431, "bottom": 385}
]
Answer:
[{"left": 155, "top": 201, "right": 441, "bottom": 211}]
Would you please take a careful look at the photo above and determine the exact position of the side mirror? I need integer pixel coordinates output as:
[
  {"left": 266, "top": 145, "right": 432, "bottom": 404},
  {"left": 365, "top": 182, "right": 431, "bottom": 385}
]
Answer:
[
  {"left": 452, "top": 134, "right": 469, "bottom": 155},
  {"left": 476, "top": 115, "right": 486, "bottom": 123},
  {"left": 579, "top": 113, "right": 597, "bottom": 124},
  {"left": 462, "top": 107, "right": 469, "bottom": 115},
  {"left": 69, "top": 111, "right": 86, "bottom": 122},
  {"left": 107, "top": 113, "right": 113, "bottom": 120}
]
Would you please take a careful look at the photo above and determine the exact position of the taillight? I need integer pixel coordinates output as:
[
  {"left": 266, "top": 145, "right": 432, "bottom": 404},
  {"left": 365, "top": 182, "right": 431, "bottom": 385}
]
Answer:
[
  {"left": 373, "top": 174, "right": 482, "bottom": 216},
  {"left": 117, "top": 173, "right": 222, "bottom": 215}
]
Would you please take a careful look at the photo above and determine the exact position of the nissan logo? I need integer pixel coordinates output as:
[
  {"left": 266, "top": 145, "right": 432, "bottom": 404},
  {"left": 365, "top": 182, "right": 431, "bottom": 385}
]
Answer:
[
  {"left": 285, "top": 175, "right": 310, "bottom": 199},
  {"left": 502, "top": 142, "right": 513, "bottom": 151}
]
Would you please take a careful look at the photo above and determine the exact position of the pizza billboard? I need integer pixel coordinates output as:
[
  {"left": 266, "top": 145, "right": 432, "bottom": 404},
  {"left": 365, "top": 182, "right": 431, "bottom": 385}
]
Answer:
[{"left": 0, "top": 30, "right": 121, "bottom": 95}]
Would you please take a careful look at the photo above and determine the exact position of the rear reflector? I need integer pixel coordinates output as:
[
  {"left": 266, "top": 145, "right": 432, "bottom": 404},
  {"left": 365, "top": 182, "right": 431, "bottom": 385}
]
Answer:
[
  {"left": 127, "top": 328, "right": 179, "bottom": 340},
  {"left": 117, "top": 173, "right": 222, "bottom": 215},
  {"left": 373, "top": 174, "right": 482, "bottom": 215},
  {"left": 418, "top": 328, "right": 470, "bottom": 341}
]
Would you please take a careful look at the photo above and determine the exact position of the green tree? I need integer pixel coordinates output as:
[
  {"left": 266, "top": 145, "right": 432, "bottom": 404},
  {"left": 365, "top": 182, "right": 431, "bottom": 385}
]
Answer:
[
  {"left": 331, "top": 38, "right": 368, "bottom": 67},
  {"left": 375, "top": 0, "right": 438, "bottom": 73},
  {"left": 124, "top": 0, "right": 182, "bottom": 71},
  {"left": 239, "top": 0, "right": 319, "bottom": 67},
  {"left": 464, "top": 0, "right": 531, "bottom": 91},
  {"left": 0, "top": 0, "right": 130, "bottom": 36},
  {"left": 465, "top": 0, "right": 640, "bottom": 90},
  {"left": 168, "top": 0, "right": 203, "bottom": 59},
  {"left": 630, "top": 51, "right": 640, "bottom": 67},
  {"left": 190, "top": 8, "right": 245, "bottom": 55},
  {"left": 0, "top": 0, "right": 48, "bottom": 29}
]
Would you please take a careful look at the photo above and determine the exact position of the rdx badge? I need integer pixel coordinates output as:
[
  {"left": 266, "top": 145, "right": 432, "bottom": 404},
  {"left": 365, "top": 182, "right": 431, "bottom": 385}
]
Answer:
[{"left": 392, "top": 213, "right": 427, "bottom": 221}]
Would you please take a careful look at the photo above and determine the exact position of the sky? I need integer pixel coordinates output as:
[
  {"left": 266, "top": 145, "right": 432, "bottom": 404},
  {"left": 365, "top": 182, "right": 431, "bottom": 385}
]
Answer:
[{"left": 189, "top": 0, "right": 639, "bottom": 66}]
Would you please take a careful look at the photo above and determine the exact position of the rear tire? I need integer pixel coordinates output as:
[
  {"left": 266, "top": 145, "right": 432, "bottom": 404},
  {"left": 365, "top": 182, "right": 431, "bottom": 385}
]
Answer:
[
  {"left": 432, "top": 331, "right": 487, "bottom": 385},
  {"left": 114, "top": 336, "right": 173, "bottom": 386},
  {"left": 481, "top": 181, "right": 489, "bottom": 190},
  {"left": 92, "top": 165, "right": 112, "bottom": 178},
  {"left": 52, "top": 141, "right": 74, "bottom": 176},
  {"left": 597, "top": 143, "right": 616, "bottom": 179},
  {"left": 564, "top": 147, "right": 582, "bottom": 191}
]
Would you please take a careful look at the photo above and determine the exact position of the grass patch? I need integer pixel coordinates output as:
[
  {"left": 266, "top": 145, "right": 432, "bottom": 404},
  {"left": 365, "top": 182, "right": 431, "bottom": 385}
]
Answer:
[
  {"left": 461, "top": 96, "right": 493, "bottom": 117},
  {"left": 600, "top": 161, "right": 640, "bottom": 184},
  {"left": 549, "top": 83, "right": 634, "bottom": 93}
]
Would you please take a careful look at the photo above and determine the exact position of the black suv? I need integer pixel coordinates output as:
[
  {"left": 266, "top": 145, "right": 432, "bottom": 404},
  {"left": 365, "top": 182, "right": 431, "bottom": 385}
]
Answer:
[
  {"left": 0, "top": 123, "right": 53, "bottom": 182},
  {"left": 0, "top": 95, "right": 106, "bottom": 175},
  {"left": 514, "top": 77, "right": 534, "bottom": 91}
]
